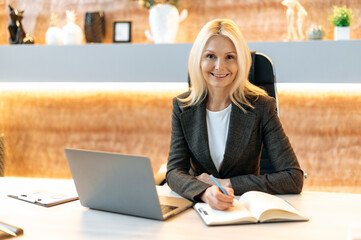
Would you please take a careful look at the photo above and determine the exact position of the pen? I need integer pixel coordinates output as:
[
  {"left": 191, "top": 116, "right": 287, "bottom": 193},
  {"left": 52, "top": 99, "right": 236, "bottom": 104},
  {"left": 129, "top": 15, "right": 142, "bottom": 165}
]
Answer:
[
  {"left": 210, "top": 175, "right": 236, "bottom": 207},
  {"left": 210, "top": 175, "right": 229, "bottom": 196}
]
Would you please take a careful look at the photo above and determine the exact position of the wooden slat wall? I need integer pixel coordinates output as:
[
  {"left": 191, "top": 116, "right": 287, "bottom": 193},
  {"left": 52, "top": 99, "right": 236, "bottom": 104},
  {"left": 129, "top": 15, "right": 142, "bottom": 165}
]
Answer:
[
  {"left": 0, "top": 0, "right": 360, "bottom": 44},
  {"left": 0, "top": 88, "right": 360, "bottom": 193}
]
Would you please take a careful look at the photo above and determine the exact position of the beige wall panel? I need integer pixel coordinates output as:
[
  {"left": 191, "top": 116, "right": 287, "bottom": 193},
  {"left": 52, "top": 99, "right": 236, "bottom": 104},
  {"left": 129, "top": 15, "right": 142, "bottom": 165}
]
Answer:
[{"left": 1, "top": 88, "right": 361, "bottom": 194}]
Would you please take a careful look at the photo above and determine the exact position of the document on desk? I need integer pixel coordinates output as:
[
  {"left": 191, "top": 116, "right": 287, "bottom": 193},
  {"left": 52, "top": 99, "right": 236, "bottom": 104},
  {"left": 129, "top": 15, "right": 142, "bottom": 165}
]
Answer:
[{"left": 8, "top": 187, "right": 78, "bottom": 207}]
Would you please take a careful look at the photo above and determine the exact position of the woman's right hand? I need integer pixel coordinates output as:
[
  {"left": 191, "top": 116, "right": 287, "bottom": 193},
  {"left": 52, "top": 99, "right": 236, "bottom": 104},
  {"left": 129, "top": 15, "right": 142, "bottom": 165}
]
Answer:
[{"left": 200, "top": 185, "right": 234, "bottom": 210}]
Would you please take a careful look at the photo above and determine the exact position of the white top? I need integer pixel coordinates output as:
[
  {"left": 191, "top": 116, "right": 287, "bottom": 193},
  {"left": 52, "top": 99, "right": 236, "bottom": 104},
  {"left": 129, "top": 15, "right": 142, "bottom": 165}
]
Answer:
[{"left": 206, "top": 104, "right": 232, "bottom": 172}]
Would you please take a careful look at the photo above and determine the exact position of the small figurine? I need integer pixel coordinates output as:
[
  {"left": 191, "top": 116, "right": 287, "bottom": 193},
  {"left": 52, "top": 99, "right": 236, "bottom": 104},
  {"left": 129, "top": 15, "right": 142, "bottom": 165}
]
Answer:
[
  {"left": 8, "top": 5, "right": 34, "bottom": 44},
  {"left": 282, "top": 0, "right": 307, "bottom": 40}
]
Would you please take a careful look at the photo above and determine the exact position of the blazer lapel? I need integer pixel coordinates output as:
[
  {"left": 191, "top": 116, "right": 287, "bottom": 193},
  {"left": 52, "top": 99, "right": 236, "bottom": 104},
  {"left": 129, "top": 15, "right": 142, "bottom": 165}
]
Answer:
[
  {"left": 219, "top": 103, "right": 256, "bottom": 176},
  {"left": 180, "top": 99, "right": 219, "bottom": 175}
]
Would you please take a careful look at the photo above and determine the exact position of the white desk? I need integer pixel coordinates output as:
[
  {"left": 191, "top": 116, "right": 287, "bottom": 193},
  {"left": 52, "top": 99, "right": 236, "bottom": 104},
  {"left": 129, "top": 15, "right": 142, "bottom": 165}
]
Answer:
[{"left": 1, "top": 177, "right": 361, "bottom": 240}]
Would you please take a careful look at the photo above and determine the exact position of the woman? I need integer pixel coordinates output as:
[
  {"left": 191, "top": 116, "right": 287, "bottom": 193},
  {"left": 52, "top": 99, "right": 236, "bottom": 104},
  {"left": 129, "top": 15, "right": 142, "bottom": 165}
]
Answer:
[{"left": 166, "top": 19, "right": 304, "bottom": 210}]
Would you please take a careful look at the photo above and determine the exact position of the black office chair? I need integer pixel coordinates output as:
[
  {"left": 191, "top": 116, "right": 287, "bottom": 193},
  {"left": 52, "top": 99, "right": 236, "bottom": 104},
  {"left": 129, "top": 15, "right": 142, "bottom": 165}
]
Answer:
[
  {"left": 248, "top": 52, "right": 307, "bottom": 179},
  {"left": 248, "top": 51, "right": 278, "bottom": 175}
]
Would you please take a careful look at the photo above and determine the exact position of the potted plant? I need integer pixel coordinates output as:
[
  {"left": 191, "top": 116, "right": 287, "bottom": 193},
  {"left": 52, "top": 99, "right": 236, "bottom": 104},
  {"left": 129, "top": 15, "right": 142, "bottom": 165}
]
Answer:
[
  {"left": 329, "top": 6, "right": 354, "bottom": 40},
  {"left": 130, "top": 0, "right": 187, "bottom": 43}
]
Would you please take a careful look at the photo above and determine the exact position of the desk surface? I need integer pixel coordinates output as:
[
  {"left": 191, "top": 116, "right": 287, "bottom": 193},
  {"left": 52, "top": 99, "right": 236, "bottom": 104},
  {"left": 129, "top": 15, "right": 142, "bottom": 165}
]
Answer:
[{"left": 1, "top": 177, "right": 361, "bottom": 240}]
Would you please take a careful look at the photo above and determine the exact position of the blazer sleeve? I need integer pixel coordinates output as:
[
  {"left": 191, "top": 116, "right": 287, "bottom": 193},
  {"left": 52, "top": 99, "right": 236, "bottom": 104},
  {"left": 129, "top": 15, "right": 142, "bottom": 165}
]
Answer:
[
  {"left": 229, "top": 97, "right": 304, "bottom": 195},
  {"left": 166, "top": 98, "right": 211, "bottom": 201}
]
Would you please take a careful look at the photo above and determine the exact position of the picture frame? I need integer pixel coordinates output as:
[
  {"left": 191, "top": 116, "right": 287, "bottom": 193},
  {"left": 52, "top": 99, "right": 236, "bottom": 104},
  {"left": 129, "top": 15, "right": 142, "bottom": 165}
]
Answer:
[{"left": 113, "top": 21, "right": 132, "bottom": 43}]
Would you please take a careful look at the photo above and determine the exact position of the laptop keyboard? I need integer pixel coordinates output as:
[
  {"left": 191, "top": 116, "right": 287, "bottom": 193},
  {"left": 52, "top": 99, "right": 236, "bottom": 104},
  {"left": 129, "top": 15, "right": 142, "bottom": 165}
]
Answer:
[{"left": 160, "top": 204, "right": 178, "bottom": 215}]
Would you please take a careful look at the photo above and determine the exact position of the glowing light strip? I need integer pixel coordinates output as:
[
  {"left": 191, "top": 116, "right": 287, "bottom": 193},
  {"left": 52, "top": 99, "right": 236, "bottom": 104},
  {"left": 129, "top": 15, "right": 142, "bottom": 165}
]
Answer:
[
  {"left": 0, "top": 82, "right": 360, "bottom": 93},
  {"left": 0, "top": 82, "right": 189, "bottom": 91},
  {"left": 276, "top": 83, "right": 361, "bottom": 92}
]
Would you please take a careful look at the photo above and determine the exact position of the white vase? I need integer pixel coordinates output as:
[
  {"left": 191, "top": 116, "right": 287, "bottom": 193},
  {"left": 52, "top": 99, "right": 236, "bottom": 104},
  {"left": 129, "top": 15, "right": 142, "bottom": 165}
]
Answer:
[
  {"left": 334, "top": 26, "right": 350, "bottom": 40},
  {"left": 46, "top": 27, "right": 62, "bottom": 45},
  {"left": 62, "top": 11, "right": 83, "bottom": 45},
  {"left": 145, "top": 4, "right": 187, "bottom": 43}
]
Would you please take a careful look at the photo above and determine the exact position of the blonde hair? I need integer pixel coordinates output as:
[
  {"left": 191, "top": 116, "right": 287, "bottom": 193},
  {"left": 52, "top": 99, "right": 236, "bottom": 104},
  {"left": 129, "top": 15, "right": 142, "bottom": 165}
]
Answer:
[{"left": 180, "top": 19, "right": 267, "bottom": 111}]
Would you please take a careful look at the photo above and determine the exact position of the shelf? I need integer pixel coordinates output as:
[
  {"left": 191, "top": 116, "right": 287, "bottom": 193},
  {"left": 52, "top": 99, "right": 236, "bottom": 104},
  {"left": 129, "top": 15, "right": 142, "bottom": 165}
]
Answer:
[{"left": 0, "top": 41, "right": 360, "bottom": 83}]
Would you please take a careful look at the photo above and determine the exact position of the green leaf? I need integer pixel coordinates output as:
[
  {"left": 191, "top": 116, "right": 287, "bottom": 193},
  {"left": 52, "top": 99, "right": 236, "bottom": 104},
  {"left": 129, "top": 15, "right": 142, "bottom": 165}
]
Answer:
[{"left": 329, "top": 6, "right": 354, "bottom": 27}]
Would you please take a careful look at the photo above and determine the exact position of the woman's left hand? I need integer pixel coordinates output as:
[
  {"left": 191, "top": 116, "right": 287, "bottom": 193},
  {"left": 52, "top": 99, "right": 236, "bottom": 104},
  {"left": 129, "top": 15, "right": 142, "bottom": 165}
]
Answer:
[{"left": 196, "top": 173, "right": 232, "bottom": 188}]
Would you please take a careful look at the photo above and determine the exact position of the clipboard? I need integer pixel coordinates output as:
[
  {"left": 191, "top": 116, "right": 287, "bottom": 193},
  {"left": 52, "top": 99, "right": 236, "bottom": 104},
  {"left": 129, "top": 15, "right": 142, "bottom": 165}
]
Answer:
[{"left": 8, "top": 189, "right": 78, "bottom": 207}]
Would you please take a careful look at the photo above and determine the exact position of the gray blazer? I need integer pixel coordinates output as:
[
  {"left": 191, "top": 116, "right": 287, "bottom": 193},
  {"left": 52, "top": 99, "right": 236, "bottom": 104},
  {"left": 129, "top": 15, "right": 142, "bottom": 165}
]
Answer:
[{"left": 166, "top": 91, "right": 304, "bottom": 202}]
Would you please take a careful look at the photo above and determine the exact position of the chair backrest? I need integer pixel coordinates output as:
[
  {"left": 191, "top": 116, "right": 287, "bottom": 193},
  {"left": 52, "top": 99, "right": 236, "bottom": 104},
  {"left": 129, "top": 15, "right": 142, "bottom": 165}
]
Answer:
[
  {"left": 187, "top": 51, "right": 278, "bottom": 175},
  {"left": 249, "top": 51, "right": 277, "bottom": 100},
  {"left": 249, "top": 51, "right": 278, "bottom": 175}
]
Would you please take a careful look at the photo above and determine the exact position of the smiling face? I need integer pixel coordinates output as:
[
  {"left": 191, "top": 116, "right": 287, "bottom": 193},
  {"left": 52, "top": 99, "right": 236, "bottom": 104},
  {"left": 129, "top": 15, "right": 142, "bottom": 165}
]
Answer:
[{"left": 200, "top": 35, "right": 238, "bottom": 94}]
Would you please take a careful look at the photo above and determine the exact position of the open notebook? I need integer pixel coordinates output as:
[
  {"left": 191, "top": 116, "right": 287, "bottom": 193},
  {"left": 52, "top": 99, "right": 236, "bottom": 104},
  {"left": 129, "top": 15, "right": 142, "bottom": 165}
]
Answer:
[{"left": 194, "top": 191, "right": 308, "bottom": 226}]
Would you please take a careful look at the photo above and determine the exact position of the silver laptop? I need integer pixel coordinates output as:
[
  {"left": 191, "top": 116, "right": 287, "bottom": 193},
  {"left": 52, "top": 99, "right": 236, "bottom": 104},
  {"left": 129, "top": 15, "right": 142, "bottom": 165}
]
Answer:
[{"left": 65, "top": 148, "right": 193, "bottom": 220}]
